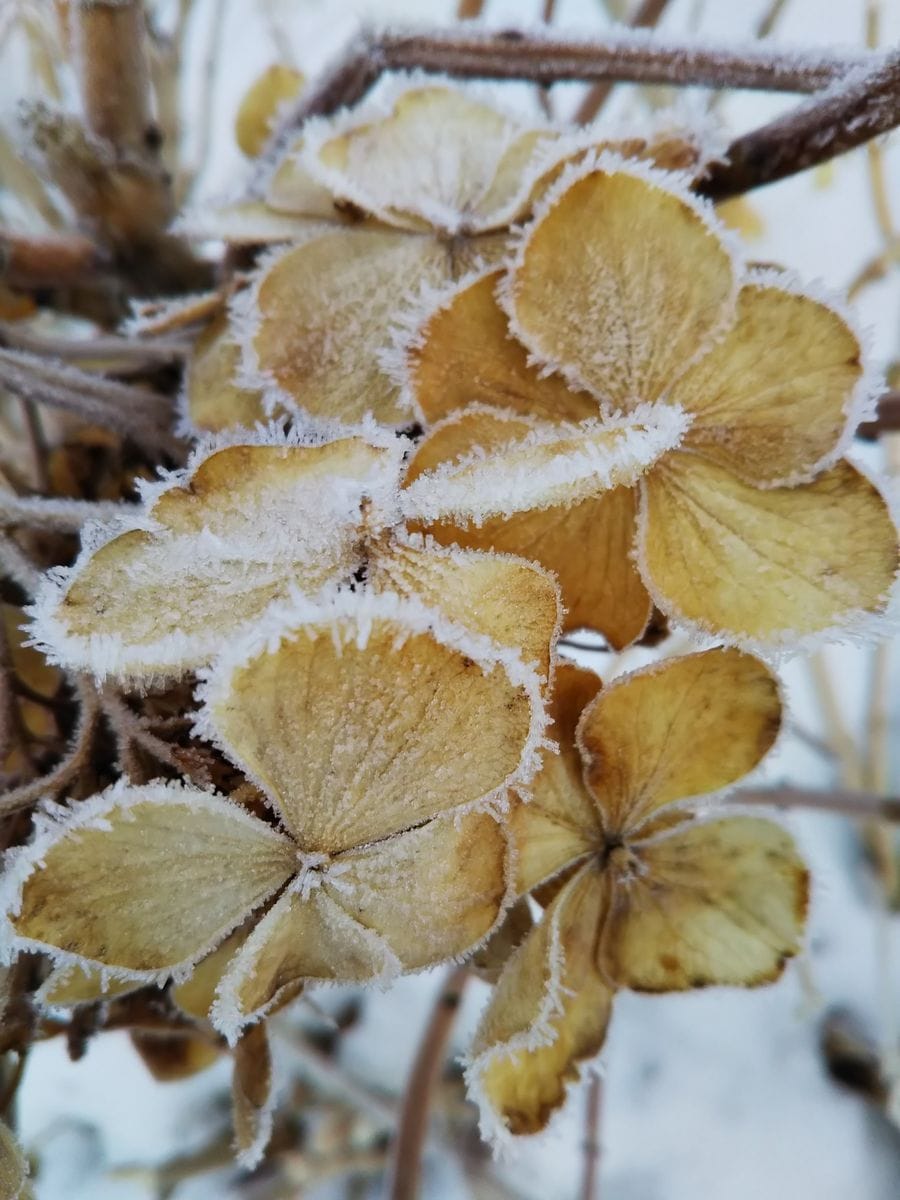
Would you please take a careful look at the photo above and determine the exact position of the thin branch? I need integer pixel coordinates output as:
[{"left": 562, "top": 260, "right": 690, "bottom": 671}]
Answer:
[
  {"left": 0, "top": 321, "right": 189, "bottom": 366},
  {"left": 18, "top": 398, "right": 49, "bottom": 494},
  {"left": 388, "top": 964, "right": 469, "bottom": 1200},
  {"left": 286, "top": 1032, "right": 399, "bottom": 1130},
  {"left": 0, "top": 229, "right": 105, "bottom": 290},
  {"left": 857, "top": 390, "right": 900, "bottom": 439},
  {"left": 0, "top": 678, "right": 100, "bottom": 815},
  {"left": 574, "top": 0, "right": 673, "bottom": 125},
  {"left": 700, "top": 48, "right": 900, "bottom": 200},
  {"left": 0, "top": 535, "right": 41, "bottom": 596},
  {"left": 0, "top": 348, "right": 181, "bottom": 454},
  {"left": 0, "top": 493, "right": 135, "bottom": 532},
  {"left": 71, "top": 0, "right": 156, "bottom": 154},
  {"left": 734, "top": 787, "right": 900, "bottom": 821},
  {"left": 279, "top": 28, "right": 873, "bottom": 133},
  {"left": 580, "top": 1075, "right": 603, "bottom": 1200}
]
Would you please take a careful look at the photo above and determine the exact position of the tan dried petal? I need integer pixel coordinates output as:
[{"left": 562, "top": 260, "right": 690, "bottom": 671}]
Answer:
[{"left": 8, "top": 782, "right": 295, "bottom": 977}]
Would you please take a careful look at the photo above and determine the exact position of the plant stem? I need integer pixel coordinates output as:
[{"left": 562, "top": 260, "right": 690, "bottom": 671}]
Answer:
[
  {"left": 734, "top": 787, "right": 900, "bottom": 821},
  {"left": 580, "top": 1075, "right": 603, "bottom": 1200},
  {"left": 388, "top": 964, "right": 469, "bottom": 1200},
  {"left": 281, "top": 29, "right": 871, "bottom": 132},
  {"left": 700, "top": 48, "right": 900, "bottom": 199}
]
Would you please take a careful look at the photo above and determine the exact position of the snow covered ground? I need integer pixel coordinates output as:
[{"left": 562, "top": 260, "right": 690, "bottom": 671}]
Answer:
[{"left": 12, "top": 0, "right": 900, "bottom": 1196}]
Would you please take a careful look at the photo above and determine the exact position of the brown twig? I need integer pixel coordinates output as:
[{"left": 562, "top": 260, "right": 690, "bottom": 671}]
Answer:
[
  {"left": 0, "top": 348, "right": 181, "bottom": 453},
  {"left": 0, "top": 229, "right": 105, "bottom": 290},
  {"left": 700, "top": 48, "right": 900, "bottom": 200},
  {"left": 71, "top": 0, "right": 157, "bottom": 154},
  {"left": 733, "top": 787, "right": 900, "bottom": 821},
  {"left": 388, "top": 964, "right": 469, "bottom": 1200},
  {"left": 0, "top": 320, "right": 189, "bottom": 366},
  {"left": 279, "top": 28, "right": 872, "bottom": 133},
  {"left": 580, "top": 1075, "right": 603, "bottom": 1200},
  {"left": 857, "top": 390, "right": 900, "bottom": 439},
  {"left": 574, "top": 0, "right": 673, "bottom": 125},
  {"left": 0, "top": 677, "right": 100, "bottom": 815}
]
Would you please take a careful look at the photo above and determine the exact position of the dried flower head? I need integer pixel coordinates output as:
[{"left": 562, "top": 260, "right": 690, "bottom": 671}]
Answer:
[
  {"left": 4, "top": 591, "right": 551, "bottom": 1041},
  {"left": 466, "top": 649, "right": 808, "bottom": 1140},
  {"left": 182, "top": 77, "right": 708, "bottom": 433},
  {"left": 401, "top": 159, "right": 899, "bottom": 649}
]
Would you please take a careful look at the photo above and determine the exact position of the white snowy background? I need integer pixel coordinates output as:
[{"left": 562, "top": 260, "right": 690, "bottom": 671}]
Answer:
[{"left": 8, "top": 0, "right": 900, "bottom": 1196}]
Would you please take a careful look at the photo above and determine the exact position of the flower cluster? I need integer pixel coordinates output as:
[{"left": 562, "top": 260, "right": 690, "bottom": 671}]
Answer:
[{"left": 2, "top": 75, "right": 897, "bottom": 1168}]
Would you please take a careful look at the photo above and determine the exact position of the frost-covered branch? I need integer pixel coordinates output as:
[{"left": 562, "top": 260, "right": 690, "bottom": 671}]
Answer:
[
  {"left": 857, "top": 389, "right": 900, "bottom": 440},
  {"left": 701, "top": 47, "right": 900, "bottom": 198},
  {"left": 283, "top": 26, "right": 873, "bottom": 127}
]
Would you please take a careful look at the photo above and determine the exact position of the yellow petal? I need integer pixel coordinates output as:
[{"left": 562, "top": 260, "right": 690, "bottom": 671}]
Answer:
[
  {"left": 405, "top": 270, "right": 596, "bottom": 426},
  {"left": 601, "top": 817, "right": 808, "bottom": 990},
  {"left": 202, "top": 596, "right": 544, "bottom": 853},
  {"left": 415, "top": 486, "right": 649, "bottom": 648},
  {"left": 36, "top": 437, "right": 392, "bottom": 679},
  {"left": 402, "top": 403, "right": 687, "bottom": 525},
  {"left": 311, "top": 85, "right": 542, "bottom": 232},
  {"left": 183, "top": 311, "right": 269, "bottom": 434},
  {"left": 510, "top": 662, "right": 603, "bottom": 894},
  {"left": 132, "top": 1032, "right": 222, "bottom": 1082},
  {"left": 509, "top": 167, "right": 736, "bottom": 410},
  {"left": 7, "top": 781, "right": 295, "bottom": 978},
  {"left": 38, "top": 963, "right": 139, "bottom": 1007},
  {"left": 173, "top": 922, "right": 257, "bottom": 1021},
  {"left": 232, "top": 1022, "right": 275, "bottom": 1167},
  {"left": 248, "top": 228, "right": 450, "bottom": 426},
  {"left": 672, "top": 281, "right": 863, "bottom": 484},
  {"left": 327, "top": 809, "right": 510, "bottom": 969},
  {"left": 265, "top": 136, "right": 344, "bottom": 218},
  {"left": 640, "top": 453, "right": 899, "bottom": 644},
  {"left": 579, "top": 648, "right": 781, "bottom": 834},
  {"left": 235, "top": 65, "right": 304, "bottom": 157},
  {"left": 468, "top": 864, "right": 612, "bottom": 1138},
  {"left": 0, "top": 1119, "right": 31, "bottom": 1200},
  {"left": 214, "top": 888, "right": 398, "bottom": 1034},
  {"left": 472, "top": 898, "right": 534, "bottom": 984},
  {"left": 369, "top": 535, "right": 560, "bottom": 678},
  {"left": 176, "top": 200, "right": 322, "bottom": 244}
]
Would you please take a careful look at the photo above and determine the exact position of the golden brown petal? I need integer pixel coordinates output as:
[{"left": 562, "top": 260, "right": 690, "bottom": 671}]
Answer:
[
  {"left": 579, "top": 648, "right": 781, "bottom": 835},
  {"left": 468, "top": 864, "right": 612, "bottom": 1137},
  {"left": 639, "top": 453, "right": 899, "bottom": 644}
]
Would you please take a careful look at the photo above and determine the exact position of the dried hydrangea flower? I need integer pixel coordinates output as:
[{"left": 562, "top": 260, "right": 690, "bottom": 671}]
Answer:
[
  {"left": 31, "top": 418, "right": 701, "bottom": 683},
  {"left": 466, "top": 650, "right": 808, "bottom": 1140},
  {"left": 181, "top": 77, "right": 710, "bottom": 432},
  {"left": 400, "top": 158, "right": 899, "bottom": 649},
  {"left": 3, "top": 592, "right": 549, "bottom": 1047}
]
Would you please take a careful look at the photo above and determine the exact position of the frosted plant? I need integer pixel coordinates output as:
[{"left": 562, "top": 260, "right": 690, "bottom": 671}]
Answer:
[
  {"left": 2, "top": 589, "right": 553, "bottom": 1159},
  {"left": 0, "top": 1116, "right": 31, "bottom": 1199},
  {"left": 399, "top": 157, "right": 900, "bottom": 649},
  {"left": 26, "top": 419, "right": 685, "bottom": 682},
  {"left": 466, "top": 650, "right": 808, "bottom": 1140},
  {"left": 179, "top": 76, "right": 710, "bottom": 433}
]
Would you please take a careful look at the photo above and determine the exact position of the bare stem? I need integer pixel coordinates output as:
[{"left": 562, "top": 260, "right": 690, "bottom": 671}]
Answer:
[
  {"left": 0, "top": 229, "right": 104, "bottom": 290},
  {"left": 0, "top": 678, "right": 100, "bottom": 815},
  {"left": 580, "top": 1075, "right": 604, "bottom": 1200},
  {"left": 700, "top": 48, "right": 900, "bottom": 200},
  {"left": 857, "top": 390, "right": 900, "bottom": 439},
  {"left": 0, "top": 493, "right": 135, "bottom": 532},
  {"left": 734, "top": 787, "right": 900, "bottom": 821},
  {"left": 388, "top": 964, "right": 469, "bottom": 1200},
  {"left": 72, "top": 0, "right": 156, "bottom": 153},
  {"left": 280, "top": 28, "right": 872, "bottom": 133}
]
